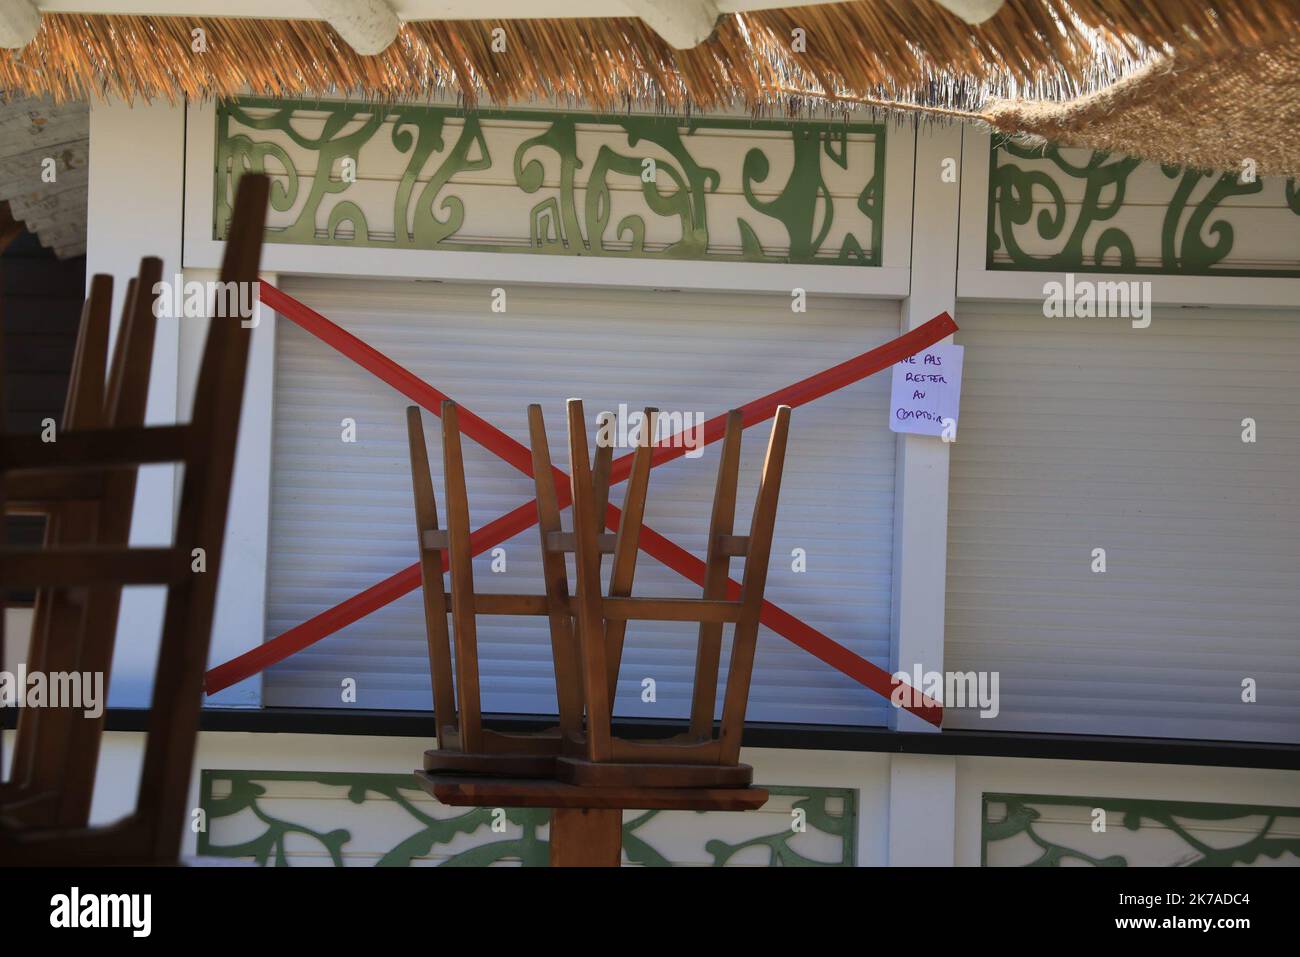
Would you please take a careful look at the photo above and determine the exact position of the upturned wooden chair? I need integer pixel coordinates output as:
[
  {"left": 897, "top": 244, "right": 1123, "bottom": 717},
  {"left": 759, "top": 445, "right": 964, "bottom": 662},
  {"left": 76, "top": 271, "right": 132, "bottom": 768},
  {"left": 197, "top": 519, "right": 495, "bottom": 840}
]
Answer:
[
  {"left": 554, "top": 398, "right": 792, "bottom": 789},
  {"left": 411, "top": 396, "right": 790, "bottom": 790},
  {"left": 408, "top": 400, "right": 588, "bottom": 777},
  {"left": 0, "top": 172, "right": 270, "bottom": 864},
  {"left": 0, "top": 260, "right": 159, "bottom": 830}
]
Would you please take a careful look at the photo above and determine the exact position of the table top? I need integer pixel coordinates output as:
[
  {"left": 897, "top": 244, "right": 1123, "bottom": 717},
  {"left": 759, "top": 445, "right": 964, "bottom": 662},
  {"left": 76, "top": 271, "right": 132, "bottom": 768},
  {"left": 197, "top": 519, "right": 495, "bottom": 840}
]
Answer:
[{"left": 415, "top": 770, "right": 769, "bottom": 811}]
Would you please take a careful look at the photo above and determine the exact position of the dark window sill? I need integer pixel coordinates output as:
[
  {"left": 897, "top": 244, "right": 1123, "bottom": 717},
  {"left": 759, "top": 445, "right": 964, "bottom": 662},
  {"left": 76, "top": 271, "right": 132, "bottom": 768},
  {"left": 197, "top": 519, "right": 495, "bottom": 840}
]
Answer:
[{"left": 5, "top": 706, "right": 1290, "bottom": 771}]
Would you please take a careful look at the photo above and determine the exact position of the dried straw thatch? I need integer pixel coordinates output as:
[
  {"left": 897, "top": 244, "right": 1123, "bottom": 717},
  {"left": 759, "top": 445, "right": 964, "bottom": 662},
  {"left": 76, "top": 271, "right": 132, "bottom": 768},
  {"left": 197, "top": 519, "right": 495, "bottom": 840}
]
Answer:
[
  {"left": 985, "top": 38, "right": 1300, "bottom": 178},
  {"left": 0, "top": 0, "right": 1294, "bottom": 113},
  {"left": 2, "top": 1, "right": 1296, "bottom": 177}
]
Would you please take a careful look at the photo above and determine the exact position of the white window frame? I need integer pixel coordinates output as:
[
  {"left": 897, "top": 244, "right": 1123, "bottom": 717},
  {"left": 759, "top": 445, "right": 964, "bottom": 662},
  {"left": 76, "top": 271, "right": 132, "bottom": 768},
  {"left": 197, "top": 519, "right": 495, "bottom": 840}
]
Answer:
[{"left": 87, "top": 103, "right": 1292, "bottom": 724}]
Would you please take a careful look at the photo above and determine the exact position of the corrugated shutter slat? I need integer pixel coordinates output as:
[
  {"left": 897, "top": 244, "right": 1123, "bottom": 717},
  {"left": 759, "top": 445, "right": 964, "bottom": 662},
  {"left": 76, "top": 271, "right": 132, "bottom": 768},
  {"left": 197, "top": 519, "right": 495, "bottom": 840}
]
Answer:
[
  {"left": 264, "top": 278, "right": 900, "bottom": 727},
  {"left": 946, "top": 304, "right": 1300, "bottom": 742}
]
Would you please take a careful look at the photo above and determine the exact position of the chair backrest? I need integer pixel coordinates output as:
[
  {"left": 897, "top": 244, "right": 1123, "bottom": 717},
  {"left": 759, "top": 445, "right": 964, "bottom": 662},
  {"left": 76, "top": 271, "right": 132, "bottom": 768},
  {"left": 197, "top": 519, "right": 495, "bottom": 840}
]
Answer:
[
  {"left": 133, "top": 173, "right": 268, "bottom": 861},
  {"left": 3, "top": 262, "right": 160, "bottom": 830},
  {"left": 0, "top": 172, "right": 270, "bottom": 863}
]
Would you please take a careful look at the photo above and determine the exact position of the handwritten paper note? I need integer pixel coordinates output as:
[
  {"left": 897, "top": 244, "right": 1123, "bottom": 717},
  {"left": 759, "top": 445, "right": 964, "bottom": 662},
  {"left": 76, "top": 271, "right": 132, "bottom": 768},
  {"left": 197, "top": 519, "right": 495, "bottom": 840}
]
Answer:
[{"left": 889, "top": 344, "right": 964, "bottom": 438}]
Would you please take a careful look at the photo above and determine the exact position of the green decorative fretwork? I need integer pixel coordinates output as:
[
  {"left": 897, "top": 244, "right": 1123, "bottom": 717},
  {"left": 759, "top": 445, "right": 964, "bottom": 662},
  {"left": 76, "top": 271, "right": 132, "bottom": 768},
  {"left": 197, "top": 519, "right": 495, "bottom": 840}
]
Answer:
[
  {"left": 214, "top": 99, "right": 884, "bottom": 267},
  {"left": 988, "top": 139, "right": 1300, "bottom": 277},
  {"left": 982, "top": 792, "right": 1300, "bottom": 867},
  {"left": 197, "top": 769, "right": 856, "bottom": 867}
]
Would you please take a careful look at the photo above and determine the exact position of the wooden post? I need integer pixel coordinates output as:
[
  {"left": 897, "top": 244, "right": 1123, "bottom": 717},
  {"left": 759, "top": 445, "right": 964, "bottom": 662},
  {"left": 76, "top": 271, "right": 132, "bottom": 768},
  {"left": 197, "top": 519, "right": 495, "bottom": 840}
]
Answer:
[{"left": 549, "top": 808, "right": 623, "bottom": 867}]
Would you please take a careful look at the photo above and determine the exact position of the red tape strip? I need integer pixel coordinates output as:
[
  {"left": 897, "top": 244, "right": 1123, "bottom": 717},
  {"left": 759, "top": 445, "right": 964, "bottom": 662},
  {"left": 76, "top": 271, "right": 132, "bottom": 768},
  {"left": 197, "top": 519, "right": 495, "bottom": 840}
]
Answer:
[{"left": 205, "top": 281, "right": 954, "bottom": 725}]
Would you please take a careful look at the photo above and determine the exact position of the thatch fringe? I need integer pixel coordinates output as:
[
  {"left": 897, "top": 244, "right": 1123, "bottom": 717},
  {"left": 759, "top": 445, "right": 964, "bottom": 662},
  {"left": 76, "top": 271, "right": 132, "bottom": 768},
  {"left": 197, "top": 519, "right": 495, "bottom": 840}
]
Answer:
[
  {"left": 0, "top": 1, "right": 1295, "bottom": 111},
  {"left": 985, "top": 38, "right": 1300, "bottom": 178}
]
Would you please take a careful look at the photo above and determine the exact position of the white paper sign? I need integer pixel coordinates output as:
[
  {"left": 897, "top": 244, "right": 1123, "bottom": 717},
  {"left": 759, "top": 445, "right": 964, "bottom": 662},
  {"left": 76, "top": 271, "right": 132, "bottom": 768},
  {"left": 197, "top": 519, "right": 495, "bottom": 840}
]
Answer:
[{"left": 889, "top": 343, "right": 964, "bottom": 438}]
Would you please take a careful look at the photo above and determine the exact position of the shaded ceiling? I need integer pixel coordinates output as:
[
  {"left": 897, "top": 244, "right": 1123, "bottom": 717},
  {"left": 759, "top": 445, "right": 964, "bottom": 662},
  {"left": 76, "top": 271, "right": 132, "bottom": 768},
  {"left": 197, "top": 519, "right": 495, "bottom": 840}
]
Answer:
[{"left": 0, "top": 94, "right": 87, "bottom": 259}]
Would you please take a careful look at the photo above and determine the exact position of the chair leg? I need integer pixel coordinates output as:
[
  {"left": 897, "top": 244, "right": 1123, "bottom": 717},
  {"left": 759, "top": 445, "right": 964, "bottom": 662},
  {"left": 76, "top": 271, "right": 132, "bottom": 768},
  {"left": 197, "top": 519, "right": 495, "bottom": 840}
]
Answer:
[
  {"left": 566, "top": 399, "right": 613, "bottom": 761},
  {"left": 718, "top": 406, "right": 791, "bottom": 765},
  {"left": 591, "top": 411, "right": 614, "bottom": 544},
  {"left": 603, "top": 408, "right": 657, "bottom": 704},
  {"left": 61, "top": 260, "right": 161, "bottom": 827},
  {"left": 407, "top": 406, "right": 458, "bottom": 749},
  {"left": 440, "top": 400, "right": 484, "bottom": 754},
  {"left": 67, "top": 273, "right": 114, "bottom": 429},
  {"left": 689, "top": 409, "right": 743, "bottom": 740},
  {"left": 527, "top": 404, "right": 585, "bottom": 740}
]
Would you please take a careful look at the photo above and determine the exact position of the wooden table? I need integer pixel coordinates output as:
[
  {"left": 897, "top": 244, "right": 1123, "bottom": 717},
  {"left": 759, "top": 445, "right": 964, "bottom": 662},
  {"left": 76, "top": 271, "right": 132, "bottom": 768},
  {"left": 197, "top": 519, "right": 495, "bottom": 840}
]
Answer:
[{"left": 415, "top": 771, "right": 768, "bottom": 867}]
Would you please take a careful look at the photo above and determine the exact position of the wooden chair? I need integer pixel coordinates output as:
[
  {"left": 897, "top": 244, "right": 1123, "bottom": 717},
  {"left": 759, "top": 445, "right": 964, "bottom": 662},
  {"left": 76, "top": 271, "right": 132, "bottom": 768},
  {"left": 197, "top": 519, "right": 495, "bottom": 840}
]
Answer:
[
  {"left": 554, "top": 398, "right": 792, "bottom": 789},
  {"left": 408, "top": 400, "right": 587, "bottom": 777},
  {"left": 525, "top": 401, "right": 649, "bottom": 752},
  {"left": 0, "top": 261, "right": 159, "bottom": 830},
  {"left": 0, "top": 172, "right": 270, "bottom": 864}
]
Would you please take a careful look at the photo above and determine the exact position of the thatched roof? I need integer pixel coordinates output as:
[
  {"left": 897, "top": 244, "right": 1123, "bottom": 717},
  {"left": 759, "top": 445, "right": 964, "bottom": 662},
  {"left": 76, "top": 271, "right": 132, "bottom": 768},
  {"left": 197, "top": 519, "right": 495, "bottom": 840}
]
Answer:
[
  {"left": 1, "top": 1, "right": 1295, "bottom": 177},
  {"left": 986, "top": 36, "right": 1300, "bottom": 178},
  {"left": 0, "top": 1, "right": 1293, "bottom": 112}
]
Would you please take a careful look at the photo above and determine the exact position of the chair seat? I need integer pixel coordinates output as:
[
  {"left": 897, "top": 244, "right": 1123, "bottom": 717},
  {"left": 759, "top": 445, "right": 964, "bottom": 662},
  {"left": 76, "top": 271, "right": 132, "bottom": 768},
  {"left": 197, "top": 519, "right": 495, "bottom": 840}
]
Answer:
[
  {"left": 555, "top": 756, "right": 753, "bottom": 789},
  {"left": 416, "top": 771, "right": 768, "bottom": 812},
  {"left": 423, "top": 749, "right": 558, "bottom": 778},
  {"left": 426, "top": 724, "right": 566, "bottom": 777}
]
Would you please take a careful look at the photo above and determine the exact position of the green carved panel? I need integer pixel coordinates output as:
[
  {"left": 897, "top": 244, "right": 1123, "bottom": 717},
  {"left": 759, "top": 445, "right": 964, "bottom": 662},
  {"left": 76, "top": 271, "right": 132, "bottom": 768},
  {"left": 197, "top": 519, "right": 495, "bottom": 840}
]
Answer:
[
  {"left": 197, "top": 769, "right": 856, "bottom": 867},
  {"left": 988, "top": 139, "right": 1300, "bottom": 277},
  {"left": 214, "top": 98, "right": 884, "bottom": 267},
  {"left": 983, "top": 792, "right": 1300, "bottom": 867}
]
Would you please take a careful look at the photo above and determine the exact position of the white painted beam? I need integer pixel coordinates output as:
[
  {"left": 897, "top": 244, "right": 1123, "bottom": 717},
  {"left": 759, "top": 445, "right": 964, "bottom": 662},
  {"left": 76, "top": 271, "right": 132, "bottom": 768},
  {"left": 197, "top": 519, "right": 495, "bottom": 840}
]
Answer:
[
  {"left": 87, "top": 97, "right": 185, "bottom": 709},
  {"left": 622, "top": 0, "right": 719, "bottom": 49},
  {"left": 931, "top": 0, "right": 1005, "bottom": 25},
  {"left": 307, "top": 0, "right": 400, "bottom": 55},
  {"left": 0, "top": 0, "right": 40, "bottom": 50},
  {"left": 887, "top": 754, "right": 957, "bottom": 865},
  {"left": 176, "top": 268, "right": 277, "bottom": 709},
  {"left": 889, "top": 122, "right": 962, "bottom": 733}
]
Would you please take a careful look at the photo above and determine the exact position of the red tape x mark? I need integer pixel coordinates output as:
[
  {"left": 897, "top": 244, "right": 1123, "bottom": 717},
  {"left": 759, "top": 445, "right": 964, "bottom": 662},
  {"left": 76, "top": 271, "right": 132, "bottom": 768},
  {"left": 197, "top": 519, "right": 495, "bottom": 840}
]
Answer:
[{"left": 205, "top": 280, "right": 955, "bottom": 726}]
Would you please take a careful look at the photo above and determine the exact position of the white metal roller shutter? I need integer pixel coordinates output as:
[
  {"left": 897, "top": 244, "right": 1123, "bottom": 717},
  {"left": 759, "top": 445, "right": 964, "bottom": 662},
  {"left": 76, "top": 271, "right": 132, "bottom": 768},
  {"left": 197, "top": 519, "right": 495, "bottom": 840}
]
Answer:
[
  {"left": 945, "top": 302, "right": 1300, "bottom": 742},
  {"left": 263, "top": 277, "right": 900, "bottom": 726}
]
